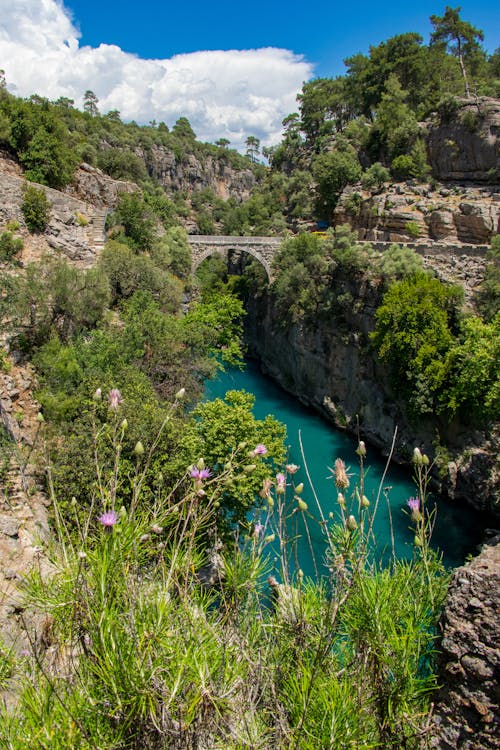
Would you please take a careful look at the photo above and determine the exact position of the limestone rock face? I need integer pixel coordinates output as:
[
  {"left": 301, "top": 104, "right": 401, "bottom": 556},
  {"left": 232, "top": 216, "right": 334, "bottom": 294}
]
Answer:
[
  {"left": 66, "top": 163, "right": 135, "bottom": 208},
  {"left": 431, "top": 538, "right": 500, "bottom": 749},
  {"left": 427, "top": 97, "right": 500, "bottom": 182},
  {"left": 136, "top": 144, "right": 256, "bottom": 201},
  {"left": 335, "top": 183, "right": 500, "bottom": 246}
]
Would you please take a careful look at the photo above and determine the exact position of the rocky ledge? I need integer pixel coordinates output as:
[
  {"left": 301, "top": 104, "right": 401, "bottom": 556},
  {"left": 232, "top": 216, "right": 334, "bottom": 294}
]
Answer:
[{"left": 431, "top": 536, "right": 500, "bottom": 749}]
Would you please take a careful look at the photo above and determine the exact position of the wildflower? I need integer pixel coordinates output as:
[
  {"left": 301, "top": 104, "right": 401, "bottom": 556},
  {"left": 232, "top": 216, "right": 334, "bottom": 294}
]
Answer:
[
  {"left": 98, "top": 510, "right": 118, "bottom": 528},
  {"left": 151, "top": 524, "right": 163, "bottom": 534},
  {"left": 276, "top": 472, "right": 286, "bottom": 494},
  {"left": 356, "top": 441, "right": 366, "bottom": 457},
  {"left": 93, "top": 388, "right": 102, "bottom": 401},
  {"left": 334, "top": 458, "right": 350, "bottom": 490},
  {"left": 190, "top": 466, "right": 212, "bottom": 480},
  {"left": 253, "top": 444, "right": 268, "bottom": 456},
  {"left": 253, "top": 522, "right": 264, "bottom": 538},
  {"left": 259, "top": 477, "right": 273, "bottom": 499},
  {"left": 108, "top": 388, "right": 124, "bottom": 410},
  {"left": 407, "top": 496, "right": 422, "bottom": 522},
  {"left": 286, "top": 463, "right": 299, "bottom": 474},
  {"left": 347, "top": 515, "right": 358, "bottom": 531},
  {"left": 413, "top": 447, "right": 423, "bottom": 465}
]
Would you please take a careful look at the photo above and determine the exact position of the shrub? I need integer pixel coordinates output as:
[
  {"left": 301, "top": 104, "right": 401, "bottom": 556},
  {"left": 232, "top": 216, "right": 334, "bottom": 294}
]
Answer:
[
  {"left": 21, "top": 183, "right": 51, "bottom": 232},
  {"left": 375, "top": 243, "right": 424, "bottom": 281},
  {"left": 404, "top": 220, "right": 421, "bottom": 238},
  {"left": 0, "top": 230, "right": 23, "bottom": 261},
  {"left": 361, "top": 162, "right": 391, "bottom": 191}
]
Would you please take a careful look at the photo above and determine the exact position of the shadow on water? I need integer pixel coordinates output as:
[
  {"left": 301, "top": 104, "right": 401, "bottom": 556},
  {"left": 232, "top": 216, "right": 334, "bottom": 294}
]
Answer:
[{"left": 204, "top": 360, "right": 485, "bottom": 576}]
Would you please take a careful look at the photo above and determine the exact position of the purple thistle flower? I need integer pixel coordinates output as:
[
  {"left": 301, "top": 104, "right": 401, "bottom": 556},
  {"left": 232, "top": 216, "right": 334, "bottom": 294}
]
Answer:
[
  {"left": 190, "top": 466, "right": 212, "bottom": 480},
  {"left": 98, "top": 510, "right": 118, "bottom": 528},
  {"left": 407, "top": 497, "right": 420, "bottom": 513},
  {"left": 108, "top": 388, "right": 124, "bottom": 410},
  {"left": 276, "top": 472, "right": 286, "bottom": 493},
  {"left": 253, "top": 522, "right": 264, "bottom": 538},
  {"left": 253, "top": 444, "right": 268, "bottom": 456}
]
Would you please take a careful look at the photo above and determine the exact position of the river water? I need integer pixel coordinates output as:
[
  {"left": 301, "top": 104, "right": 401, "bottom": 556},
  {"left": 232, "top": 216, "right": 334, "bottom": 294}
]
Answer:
[{"left": 205, "top": 360, "right": 484, "bottom": 574}]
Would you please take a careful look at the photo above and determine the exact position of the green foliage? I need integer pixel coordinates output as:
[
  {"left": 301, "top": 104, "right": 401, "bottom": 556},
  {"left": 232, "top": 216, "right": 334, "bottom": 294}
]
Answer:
[
  {"left": 6, "top": 256, "right": 110, "bottom": 347},
  {"left": 111, "top": 192, "right": 156, "bottom": 251},
  {"left": 372, "top": 274, "right": 464, "bottom": 415},
  {"left": 0, "top": 230, "right": 23, "bottom": 261},
  {"left": 21, "top": 183, "right": 51, "bottom": 232},
  {"left": 404, "top": 220, "right": 421, "bottom": 238},
  {"left": 99, "top": 240, "right": 183, "bottom": 312},
  {"left": 445, "top": 313, "right": 500, "bottom": 421},
  {"left": 476, "top": 234, "right": 500, "bottom": 321},
  {"left": 375, "top": 243, "right": 424, "bottom": 281},
  {"left": 361, "top": 162, "right": 391, "bottom": 191},
  {"left": 97, "top": 147, "right": 147, "bottom": 182},
  {"left": 312, "top": 144, "right": 362, "bottom": 217}
]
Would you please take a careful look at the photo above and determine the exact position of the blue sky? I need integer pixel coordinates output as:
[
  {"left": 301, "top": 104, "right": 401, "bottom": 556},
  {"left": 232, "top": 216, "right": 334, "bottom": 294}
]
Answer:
[
  {"left": 1, "top": 1, "right": 498, "bottom": 150},
  {"left": 62, "top": 0, "right": 500, "bottom": 79}
]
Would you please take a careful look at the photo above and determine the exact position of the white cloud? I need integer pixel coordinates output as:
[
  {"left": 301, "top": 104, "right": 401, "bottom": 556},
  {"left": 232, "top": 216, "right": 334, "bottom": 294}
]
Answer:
[{"left": 0, "top": 0, "right": 313, "bottom": 150}]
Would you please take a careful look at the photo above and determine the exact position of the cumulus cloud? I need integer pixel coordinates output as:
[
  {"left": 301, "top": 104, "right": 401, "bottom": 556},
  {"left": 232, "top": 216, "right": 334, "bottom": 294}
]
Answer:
[{"left": 0, "top": 0, "right": 313, "bottom": 150}]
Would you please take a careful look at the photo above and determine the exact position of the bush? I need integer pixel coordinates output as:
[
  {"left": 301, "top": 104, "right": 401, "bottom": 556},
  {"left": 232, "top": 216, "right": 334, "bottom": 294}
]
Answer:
[
  {"left": 0, "top": 230, "right": 23, "bottom": 261},
  {"left": 21, "top": 183, "right": 51, "bottom": 232},
  {"left": 361, "top": 162, "right": 391, "bottom": 191},
  {"left": 404, "top": 220, "right": 421, "bottom": 238},
  {"left": 375, "top": 243, "right": 424, "bottom": 281}
]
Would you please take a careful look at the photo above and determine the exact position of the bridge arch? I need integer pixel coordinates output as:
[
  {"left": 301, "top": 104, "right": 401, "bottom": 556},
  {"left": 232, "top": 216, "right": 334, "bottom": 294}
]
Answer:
[{"left": 188, "top": 236, "right": 282, "bottom": 283}]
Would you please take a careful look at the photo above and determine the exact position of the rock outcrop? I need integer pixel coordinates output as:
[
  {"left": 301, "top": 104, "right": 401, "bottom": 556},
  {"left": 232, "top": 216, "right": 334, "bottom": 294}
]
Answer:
[
  {"left": 136, "top": 145, "right": 256, "bottom": 202},
  {"left": 427, "top": 97, "right": 500, "bottom": 183},
  {"left": 335, "top": 182, "right": 499, "bottom": 246},
  {"left": 431, "top": 537, "right": 500, "bottom": 749}
]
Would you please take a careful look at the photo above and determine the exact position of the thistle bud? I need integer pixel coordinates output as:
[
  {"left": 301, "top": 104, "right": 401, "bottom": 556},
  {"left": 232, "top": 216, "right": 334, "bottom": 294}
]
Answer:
[
  {"left": 237, "top": 442, "right": 247, "bottom": 450},
  {"left": 175, "top": 387, "right": 186, "bottom": 400},
  {"left": 267, "top": 497, "right": 274, "bottom": 509},
  {"left": 265, "top": 533, "right": 275, "bottom": 543},
  {"left": 295, "top": 482, "right": 304, "bottom": 494},
  {"left": 134, "top": 441, "right": 144, "bottom": 456},
  {"left": 356, "top": 440, "right": 366, "bottom": 457},
  {"left": 93, "top": 388, "right": 102, "bottom": 401},
  {"left": 413, "top": 447, "right": 423, "bottom": 466},
  {"left": 36, "top": 412, "right": 44, "bottom": 423},
  {"left": 297, "top": 498, "right": 308, "bottom": 512},
  {"left": 297, "top": 569, "right": 304, "bottom": 581},
  {"left": 121, "top": 418, "right": 128, "bottom": 430},
  {"left": 151, "top": 524, "right": 163, "bottom": 534},
  {"left": 70, "top": 497, "right": 77, "bottom": 507},
  {"left": 244, "top": 464, "right": 256, "bottom": 473},
  {"left": 337, "top": 492, "right": 346, "bottom": 509},
  {"left": 347, "top": 515, "right": 358, "bottom": 531},
  {"left": 422, "top": 453, "right": 430, "bottom": 466},
  {"left": 361, "top": 495, "right": 370, "bottom": 508},
  {"left": 196, "top": 458, "right": 205, "bottom": 470},
  {"left": 224, "top": 461, "right": 232, "bottom": 470},
  {"left": 414, "top": 534, "right": 423, "bottom": 547}
]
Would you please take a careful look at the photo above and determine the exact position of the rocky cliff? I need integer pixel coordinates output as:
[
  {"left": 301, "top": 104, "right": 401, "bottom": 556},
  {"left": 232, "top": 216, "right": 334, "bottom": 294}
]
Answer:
[
  {"left": 135, "top": 144, "right": 256, "bottom": 202},
  {"left": 431, "top": 536, "right": 500, "bottom": 749},
  {"left": 335, "top": 182, "right": 499, "bottom": 246},
  {"left": 427, "top": 97, "right": 500, "bottom": 183}
]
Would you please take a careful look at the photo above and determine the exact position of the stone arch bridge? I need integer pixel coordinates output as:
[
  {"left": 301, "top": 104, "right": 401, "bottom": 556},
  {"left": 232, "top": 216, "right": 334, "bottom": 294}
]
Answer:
[{"left": 188, "top": 235, "right": 283, "bottom": 281}]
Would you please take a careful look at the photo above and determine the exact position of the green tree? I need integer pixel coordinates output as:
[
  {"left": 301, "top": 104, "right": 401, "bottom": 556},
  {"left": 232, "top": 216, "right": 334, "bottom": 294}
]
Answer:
[
  {"left": 430, "top": 6, "right": 485, "bottom": 97},
  {"left": 21, "top": 184, "right": 51, "bottom": 232},
  {"left": 83, "top": 90, "right": 99, "bottom": 117},
  {"left": 298, "top": 77, "right": 351, "bottom": 144},
  {"left": 172, "top": 117, "right": 196, "bottom": 141},
  {"left": 113, "top": 192, "right": 156, "bottom": 251},
  {"left": 312, "top": 144, "right": 362, "bottom": 217},
  {"left": 245, "top": 135, "right": 260, "bottom": 163},
  {"left": 372, "top": 274, "right": 464, "bottom": 415}
]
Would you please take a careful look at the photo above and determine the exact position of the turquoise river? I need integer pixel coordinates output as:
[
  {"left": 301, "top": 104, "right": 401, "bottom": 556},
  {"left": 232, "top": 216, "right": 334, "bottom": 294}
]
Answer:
[{"left": 205, "top": 360, "right": 484, "bottom": 576}]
